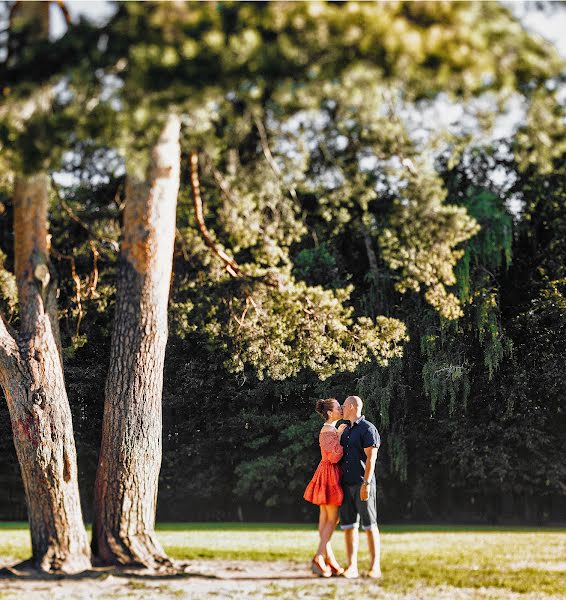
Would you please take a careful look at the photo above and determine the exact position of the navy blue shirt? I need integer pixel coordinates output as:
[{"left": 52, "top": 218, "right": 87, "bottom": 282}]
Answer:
[{"left": 340, "top": 416, "right": 381, "bottom": 485}]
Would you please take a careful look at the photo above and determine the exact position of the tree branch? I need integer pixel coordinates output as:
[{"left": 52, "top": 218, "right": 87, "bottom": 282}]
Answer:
[
  {"left": 360, "top": 219, "right": 380, "bottom": 284},
  {"left": 51, "top": 249, "right": 83, "bottom": 340},
  {"left": 189, "top": 151, "right": 241, "bottom": 278},
  {"left": 53, "top": 0, "right": 72, "bottom": 26},
  {"left": 52, "top": 181, "right": 119, "bottom": 252},
  {"left": 87, "top": 240, "right": 99, "bottom": 299},
  {"left": 203, "top": 152, "right": 239, "bottom": 205},
  {"left": 253, "top": 114, "right": 298, "bottom": 202}
]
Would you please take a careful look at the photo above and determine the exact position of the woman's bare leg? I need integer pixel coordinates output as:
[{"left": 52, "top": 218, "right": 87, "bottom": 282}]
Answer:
[
  {"left": 324, "top": 505, "right": 342, "bottom": 571},
  {"left": 316, "top": 505, "right": 330, "bottom": 557},
  {"left": 325, "top": 541, "right": 338, "bottom": 566},
  {"left": 312, "top": 505, "right": 332, "bottom": 574},
  {"left": 317, "top": 505, "right": 326, "bottom": 544}
]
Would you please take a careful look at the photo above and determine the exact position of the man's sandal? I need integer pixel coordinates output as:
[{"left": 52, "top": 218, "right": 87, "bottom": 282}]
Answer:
[
  {"left": 366, "top": 569, "right": 382, "bottom": 579},
  {"left": 341, "top": 567, "right": 359, "bottom": 579}
]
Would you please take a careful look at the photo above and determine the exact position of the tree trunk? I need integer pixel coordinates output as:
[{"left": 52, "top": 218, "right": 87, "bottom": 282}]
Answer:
[
  {"left": 360, "top": 219, "right": 379, "bottom": 283},
  {"left": 9, "top": 1, "right": 50, "bottom": 40},
  {"left": 92, "top": 114, "right": 181, "bottom": 568},
  {"left": 0, "top": 174, "right": 90, "bottom": 573}
]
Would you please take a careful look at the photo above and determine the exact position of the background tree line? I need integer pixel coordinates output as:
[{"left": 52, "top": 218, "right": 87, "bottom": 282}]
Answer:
[{"left": 0, "top": 0, "right": 564, "bottom": 572}]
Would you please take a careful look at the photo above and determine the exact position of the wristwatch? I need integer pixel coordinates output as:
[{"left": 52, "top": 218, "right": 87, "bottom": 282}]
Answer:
[{"left": 362, "top": 479, "right": 371, "bottom": 486}]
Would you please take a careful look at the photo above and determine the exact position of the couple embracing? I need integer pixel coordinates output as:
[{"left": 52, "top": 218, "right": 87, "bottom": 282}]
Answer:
[{"left": 304, "top": 395, "right": 381, "bottom": 580}]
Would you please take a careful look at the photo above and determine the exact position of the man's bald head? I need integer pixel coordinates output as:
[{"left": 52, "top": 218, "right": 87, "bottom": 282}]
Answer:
[
  {"left": 345, "top": 395, "right": 363, "bottom": 409},
  {"left": 343, "top": 395, "right": 363, "bottom": 421}
]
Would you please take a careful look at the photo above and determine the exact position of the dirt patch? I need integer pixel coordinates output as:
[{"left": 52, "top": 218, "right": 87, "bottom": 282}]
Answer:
[{"left": 0, "top": 558, "right": 561, "bottom": 599}]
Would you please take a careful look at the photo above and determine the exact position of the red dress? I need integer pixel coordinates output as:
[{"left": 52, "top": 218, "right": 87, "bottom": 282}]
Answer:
[{"left": 303, "top": 429, "right": 344, "bottom": 506}]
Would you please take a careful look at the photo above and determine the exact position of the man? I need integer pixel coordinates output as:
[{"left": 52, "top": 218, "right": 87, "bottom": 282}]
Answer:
[{"left": 339, "top": 395, "right": 381, "bottom": 579}]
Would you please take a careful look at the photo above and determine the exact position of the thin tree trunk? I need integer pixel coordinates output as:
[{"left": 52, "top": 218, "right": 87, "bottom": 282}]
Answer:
[
  {"left": 361, "top": 219, "right": 379, "bottom": 283},
  {"left": 92, "top": 114, "right": 181, "bottom": 568},
  {"left": 0, "top": 174, "right": 90, "bottom": 573}
]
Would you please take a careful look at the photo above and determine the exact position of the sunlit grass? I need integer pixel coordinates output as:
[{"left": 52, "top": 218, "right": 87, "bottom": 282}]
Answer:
[{"left": 1, "top": 522, "right": 565, "bottom": 595}]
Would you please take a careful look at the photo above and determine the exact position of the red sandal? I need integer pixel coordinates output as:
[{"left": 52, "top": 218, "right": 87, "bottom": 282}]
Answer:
[
  {"left": 311, "top": 557, "right": 332, "bottom": 578},
  {"left": 327, "top": 562, "right": 345, "bottom": 576}
]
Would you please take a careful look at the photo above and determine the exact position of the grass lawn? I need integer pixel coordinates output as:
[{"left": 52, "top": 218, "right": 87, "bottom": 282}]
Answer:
[{"left": 1, "top": 522, "right": 565, "bottom": 596}]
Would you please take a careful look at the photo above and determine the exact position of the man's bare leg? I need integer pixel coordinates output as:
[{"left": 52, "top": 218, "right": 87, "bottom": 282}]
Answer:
[
  {"left": 343, "top": 528, "right": 359, "bottom": 578},
  {"left": 366, "top": 526, "right": 382, "bottom": 578}
]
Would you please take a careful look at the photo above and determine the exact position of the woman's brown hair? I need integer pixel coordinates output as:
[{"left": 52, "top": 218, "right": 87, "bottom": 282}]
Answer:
[{"left": 315, "top": 398, "right": 337, "bottom": 420}]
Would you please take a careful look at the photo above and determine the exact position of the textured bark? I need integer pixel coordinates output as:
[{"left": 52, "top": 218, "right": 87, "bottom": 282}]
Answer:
[
  {"left": 0, "top": 174, "right": 90, "bottom": 573},
  {"left": 9, "top": 1, "right": 50, "bottom": 40},
  {"left": 92, "top": 115, "right": 181, "bottom": 568}
]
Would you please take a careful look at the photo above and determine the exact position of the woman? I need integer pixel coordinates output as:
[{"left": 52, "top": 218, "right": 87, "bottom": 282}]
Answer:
[{"left": 303, "top": 398, "right": 347, "bottom": 577}]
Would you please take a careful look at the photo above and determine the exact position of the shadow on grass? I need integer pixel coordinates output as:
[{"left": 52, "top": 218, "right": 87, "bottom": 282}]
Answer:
[
  {"left": 0, "top": 559, "right": 317, "bottom": 582},
  {"left": 0, "top": 559, "right": 212, "bottom": 581},
  {"left": 0, "top": 559, "right": 565, "bottom": 597}
]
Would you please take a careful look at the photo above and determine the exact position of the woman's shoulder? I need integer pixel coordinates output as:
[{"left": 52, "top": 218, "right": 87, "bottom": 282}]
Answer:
[{"left": 319, "top": 427, "right": 338, "bottom": 435}]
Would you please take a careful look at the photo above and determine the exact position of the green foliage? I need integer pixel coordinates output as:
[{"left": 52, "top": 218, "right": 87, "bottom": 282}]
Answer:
[
  {"left": 216, "top": 164, "right": 306, "bottom": 267},
  {"left": 173, "top": 270, "right": 407, "bottom": 381},
  {"left": 234, "top": 416, "right": 319, "bottom": 507},
  {"left": 459, "top": 189, "right": 513, "bottom": 280},
  {"left": 422, "top": 352, "right": 471, "bottom": 415},
  {"left": 514, "top": 90, "right": 566, "bottom": 175},
  {"left": 293, "top": 243, "right": 339, "bottom": 287},
  {"left": 113, "top": 1, "right": 563, "bottom": 101},
  {"left": 356, "top": 358, "right": 410, "bottom": 480},
  {"left": 0, "top": 0, "right": 564, "bottom": 525},
  {"left": 2, "top": 0, "right": 562, "bottom": 173},
  {"left": 456, "top": 187, "right": 514, "bottom": 380},
  {"left": 379, "top": 168, "right": 480, "bottom": 319}
]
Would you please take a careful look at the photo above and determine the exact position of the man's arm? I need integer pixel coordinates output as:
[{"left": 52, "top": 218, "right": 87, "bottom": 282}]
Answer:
[{"left": 360, "top": 446, "right": 378, "bottom": 501}]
